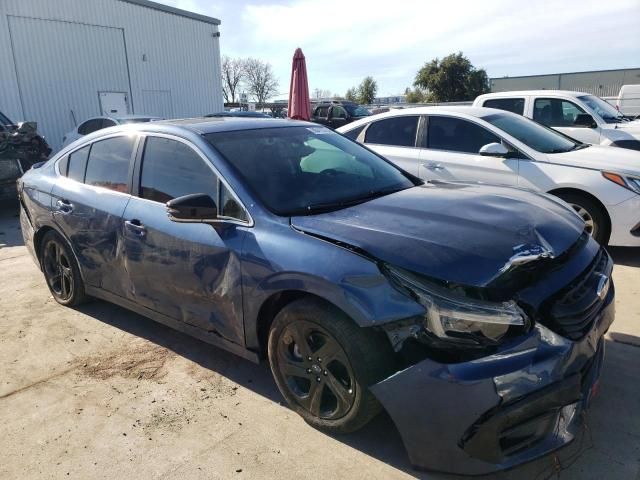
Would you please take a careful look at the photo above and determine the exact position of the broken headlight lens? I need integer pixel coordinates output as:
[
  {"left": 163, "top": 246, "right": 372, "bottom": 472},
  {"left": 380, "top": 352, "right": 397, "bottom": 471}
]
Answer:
[{"left": 384, "top": 265, "right": 527, "bottom": 346}]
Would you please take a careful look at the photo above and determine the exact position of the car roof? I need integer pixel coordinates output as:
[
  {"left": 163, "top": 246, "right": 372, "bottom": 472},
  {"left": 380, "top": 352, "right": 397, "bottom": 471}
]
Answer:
[
  {"left": 477, "top": 90, "right": 588, "bottom": 98},
  {"left": 337, "top": 106, "right": 521, "bottom": 131},
  {"left": 129, "top": 116, "right": 316, "bottom": 134}
]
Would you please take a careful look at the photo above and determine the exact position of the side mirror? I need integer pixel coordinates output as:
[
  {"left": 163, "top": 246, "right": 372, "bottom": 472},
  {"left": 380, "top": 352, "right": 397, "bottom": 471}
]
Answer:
[
  {"left": 573, "top": 113, "right": 597, "bottom": 128},
  {"left": 479, "top": 142, "right": 509, "bottom": 157},
  {"left": 166, "top": 193, "right": 217, "bottom": 222}
]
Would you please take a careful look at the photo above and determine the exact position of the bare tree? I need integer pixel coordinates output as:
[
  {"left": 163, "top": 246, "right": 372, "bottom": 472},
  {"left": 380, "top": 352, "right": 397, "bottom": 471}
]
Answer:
[
  {"left": 243, "top": 58, "right": 279, "bottom": 105},
  {"left": 313, "top": 88, "right": 332, "bottom": 99},
  {"left": 221, "top": 56, "right": 244, "bottom": 103}
]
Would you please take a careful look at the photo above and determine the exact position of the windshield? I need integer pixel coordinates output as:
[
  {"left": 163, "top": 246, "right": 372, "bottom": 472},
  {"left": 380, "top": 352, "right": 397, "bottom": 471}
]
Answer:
[
  {"left": 482, "top": 112, "right": 579, "bottom": 154},
  {"left": 344, "top": 104, "right": 371, "bottom": 117},
  {"left": 578, "top": 95, "right": 625, "bottom": 123},
  {"left": 205, "top": 126, "right": 415, "bottom": 216}
]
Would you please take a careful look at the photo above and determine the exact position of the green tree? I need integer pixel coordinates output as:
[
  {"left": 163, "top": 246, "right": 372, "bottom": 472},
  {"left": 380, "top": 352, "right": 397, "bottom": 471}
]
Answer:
[
  {"left": 413, "top": 52, "right": 489, "bottom": 102},
  {"left": 357, "top": 76, "right": 378, "bottom": 104},
  {"left": 404, "top": 86, "right": 426, "bottom": 103},
  {"left": 345, "top": 87, "right": 358, "bottom": 102}
]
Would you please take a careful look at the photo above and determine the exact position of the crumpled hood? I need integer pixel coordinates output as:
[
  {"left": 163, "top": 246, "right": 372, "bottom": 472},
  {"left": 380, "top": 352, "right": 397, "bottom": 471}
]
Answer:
[
  {"left": 291, "top": 183, "right": 586, "bottom": 287},
  {"left": 548, "top": 144, "right": 640, "bottom": 176}
]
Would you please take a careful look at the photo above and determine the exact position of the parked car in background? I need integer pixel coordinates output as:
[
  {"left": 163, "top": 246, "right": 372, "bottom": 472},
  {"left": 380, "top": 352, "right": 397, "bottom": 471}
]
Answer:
[
  {"left": 616, "top": 85, "right": 640, "bottom": 119},
  {"left": 62, "top": 114, "right": 163, "bottom": 147},
  {"left": 205, "top": 111, "right": 272, "bottom": 118},
  {"left": 473, "top": 90, "right": 640, "bottom": 151},
  {"left": 18, "top": 118, "right": 614, "bottom": 474},
  {"left": 312, "top": 101, "right": 371, "bottom": 129},
  {"left": 1, "top": 111, "right": 51, "bottom": 201},
  {"left": 338, "top": 106, "right": 640, "bottom": 246}
]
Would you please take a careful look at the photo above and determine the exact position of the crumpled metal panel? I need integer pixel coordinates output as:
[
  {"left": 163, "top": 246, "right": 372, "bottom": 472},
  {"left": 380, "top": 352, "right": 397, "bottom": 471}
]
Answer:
[
  {"left": 292, "top": 182, "right": 585, "bottom": 288},
  {"left": 370, "top": 295, "right": 614, "bottom": 475}
]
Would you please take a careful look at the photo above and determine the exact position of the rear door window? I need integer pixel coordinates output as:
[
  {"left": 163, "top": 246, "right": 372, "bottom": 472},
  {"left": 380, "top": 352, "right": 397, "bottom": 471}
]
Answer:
[
  {"left": 427, "top": 116, "right": 500, "bottom": 154},
  {"left": 483, "top": 98, "right": 525, "bottom": 115},
  {"left": 67, "top": 145, "right": 90, "bottom": 182},
  {"left": 140, "top": 136, "right": 219, "bottom": 204},
  {"left": 364, "top": 116, "right": 419, "bottom": 147},
  {"left": 84, "top": 136, "right": 135, "bottom": 193},
  {"left": 533, "top": 98, "right": 586, "bottom": 127}
]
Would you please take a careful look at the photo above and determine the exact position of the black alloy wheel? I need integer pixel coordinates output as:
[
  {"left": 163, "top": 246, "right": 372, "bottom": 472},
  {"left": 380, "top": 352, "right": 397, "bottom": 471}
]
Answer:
[
  {"left": 268, "top": 298, "right": 396, "bottom": 433},
  {"left": 41, "top": 231, "right": 87, "bottom": 306},
  {"left": 276, "top": 319, "right": 356, "bottom": 420}
]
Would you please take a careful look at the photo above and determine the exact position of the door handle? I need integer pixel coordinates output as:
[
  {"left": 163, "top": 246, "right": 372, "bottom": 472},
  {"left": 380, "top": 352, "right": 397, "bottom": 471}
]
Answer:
[
  {"left": 422, "top": 162, "right": 444, "bottom": 171},
  {"left": 55, "top": 199, "right": 74, "bottom": 214},
  {"left": 124, "top": 219, "right": 146, "bottom": 237}
]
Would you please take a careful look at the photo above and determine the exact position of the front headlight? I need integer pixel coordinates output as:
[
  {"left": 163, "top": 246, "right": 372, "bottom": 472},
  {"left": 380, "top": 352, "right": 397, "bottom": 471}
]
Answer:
[
  {"left": 602, "top": 171, "right": 640, "bottom": 195},
  {"left": 384, "top": 264, "right": 528, "bottom": 346}
]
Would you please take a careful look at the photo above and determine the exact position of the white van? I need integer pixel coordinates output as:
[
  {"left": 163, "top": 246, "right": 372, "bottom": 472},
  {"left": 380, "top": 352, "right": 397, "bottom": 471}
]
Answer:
[
  {"left": 617, "top": 85, "right": 640, "bottom": 118},
  {"left": 473, "top": 90, "right": 640, "bottom": 151}
]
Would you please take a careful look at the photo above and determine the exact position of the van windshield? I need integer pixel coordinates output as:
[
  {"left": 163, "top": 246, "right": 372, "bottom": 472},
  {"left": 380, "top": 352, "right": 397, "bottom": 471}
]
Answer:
[{"left": 482, "top": 112, "right": 581, "bottom": 154}]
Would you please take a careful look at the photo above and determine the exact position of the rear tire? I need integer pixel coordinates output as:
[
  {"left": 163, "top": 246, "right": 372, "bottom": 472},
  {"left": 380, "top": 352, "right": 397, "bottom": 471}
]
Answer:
[
  {"left": 555, "top": 192, "right": 610, "bottom": 245},
  {"left": 40, "top": 230, "right": 88, "bottom": 306},
  {"left": 268, "top": 298, "right": 396, "bottom": 434}
]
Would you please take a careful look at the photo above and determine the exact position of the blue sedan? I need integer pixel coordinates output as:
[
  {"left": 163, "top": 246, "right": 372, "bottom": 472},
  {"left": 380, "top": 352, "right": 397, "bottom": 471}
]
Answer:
[{"left": 18, "top": 118, "right": 614, "bottom": 474}]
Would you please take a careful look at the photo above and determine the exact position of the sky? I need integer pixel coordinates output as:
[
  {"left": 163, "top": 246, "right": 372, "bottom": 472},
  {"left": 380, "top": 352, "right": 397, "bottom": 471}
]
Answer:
[{"left": 158, "top": 0, "right": 640, "bottom": 98}]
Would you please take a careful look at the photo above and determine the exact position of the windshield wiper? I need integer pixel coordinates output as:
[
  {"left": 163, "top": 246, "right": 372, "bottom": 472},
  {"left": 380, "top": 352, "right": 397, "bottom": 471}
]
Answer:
[
  {"left": 570, "top": 143, "right": 590, "bottom": 151},
  {"left": 301, "top": 185, "right": 408, "bottom": 214}
]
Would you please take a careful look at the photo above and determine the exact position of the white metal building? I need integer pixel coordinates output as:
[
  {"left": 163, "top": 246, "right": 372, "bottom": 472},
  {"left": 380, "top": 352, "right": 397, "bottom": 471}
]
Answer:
[{"left": 0, "top": 0, "right": 223, "bottom": 151}]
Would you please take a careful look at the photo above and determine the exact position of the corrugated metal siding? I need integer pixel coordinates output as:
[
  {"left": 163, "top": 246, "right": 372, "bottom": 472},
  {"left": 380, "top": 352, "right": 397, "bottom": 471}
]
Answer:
[
  {"left": 491, "top": 69, "right": 640, "bottom": 97},
  {"left": 0, "top": 0, "right": 222, "bottom": 151},
  {"left": 8, "top": 16, "right": 131, "bottom": 150}
]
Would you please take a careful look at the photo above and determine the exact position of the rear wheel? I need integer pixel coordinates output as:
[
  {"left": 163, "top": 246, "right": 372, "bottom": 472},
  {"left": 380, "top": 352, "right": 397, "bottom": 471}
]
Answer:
[
  {"left": 555, "top": 192, "right": 610, "bottom": 245},
  {"left": 268, "top": 298, "right": 396, "bottom": 434},
  {"left": 41, "top": 230, "right": 87, "bottom": 306}
]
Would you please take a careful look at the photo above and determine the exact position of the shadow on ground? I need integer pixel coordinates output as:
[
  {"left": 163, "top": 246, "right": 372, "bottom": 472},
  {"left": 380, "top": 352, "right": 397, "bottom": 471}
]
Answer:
[
  {"left": 0, "top": 202, "right": 22, "bottom": 249},
  {"left": 74, "top": 297, "right": 640, "bottom": 480},
  {"left": 609, "top": 246, "right": 640, "bottom": 267}
]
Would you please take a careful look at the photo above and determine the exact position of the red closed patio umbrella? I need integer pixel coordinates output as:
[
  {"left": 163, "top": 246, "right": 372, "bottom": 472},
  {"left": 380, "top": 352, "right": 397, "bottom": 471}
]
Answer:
[{"left": 287, "top": 48, "right": 311, "bottom": 121}]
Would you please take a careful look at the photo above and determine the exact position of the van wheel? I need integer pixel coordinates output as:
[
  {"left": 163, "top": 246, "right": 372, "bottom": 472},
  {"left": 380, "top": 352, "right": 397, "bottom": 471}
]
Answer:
[
  {"left": 555, "top": 192, "right": 610, "bottom": 245},
  {"left": 41, "top": 230, "right": 87, "bottom": 306},
  {"left": 268, "top": 298, "right": 396, "bottom": 434}
]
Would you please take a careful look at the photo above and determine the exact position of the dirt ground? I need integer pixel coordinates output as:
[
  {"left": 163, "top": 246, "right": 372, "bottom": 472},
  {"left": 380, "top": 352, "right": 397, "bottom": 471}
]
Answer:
[{"left": 1, "top": 204, "right": 639, "bottom": 480}]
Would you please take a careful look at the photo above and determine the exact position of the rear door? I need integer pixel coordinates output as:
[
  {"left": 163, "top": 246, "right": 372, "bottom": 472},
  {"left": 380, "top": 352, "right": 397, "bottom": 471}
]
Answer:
[
  {"left": 121, "top": 134, "right": 249, "bottom": 344},
  {"left": 361, "top": 115, "right": 421, "bottom": 175},
  {"left": 51, "top": 134, "right": 137, "bottom": 296},
  {"left": 419, "top": 115, "right": 519, "bottom": 186},
  {"left": 327, "top": 105, "right": 349, "bottom": 129},
  {"left": 313, "top": 106, "right": 330, "bottom": 126}
]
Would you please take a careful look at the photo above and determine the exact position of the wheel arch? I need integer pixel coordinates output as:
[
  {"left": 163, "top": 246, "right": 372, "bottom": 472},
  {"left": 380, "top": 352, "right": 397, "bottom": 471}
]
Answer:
[
  {"left": 255, "top": 290, "right": 351, "bottom": 359},
  {"left": 33, "top": 224, "right": 87, "bottom": 283}
]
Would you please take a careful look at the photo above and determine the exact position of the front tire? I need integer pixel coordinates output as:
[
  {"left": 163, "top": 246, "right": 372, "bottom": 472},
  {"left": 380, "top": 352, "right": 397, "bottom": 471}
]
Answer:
[
  {"left": 40, "top": 230, "right": 87, "bottom": 306},
  {"left": 555, "top": 192, "right": 610, "bottom": 245},
  {"left": 268, "top": 298, "right": 396, "bottom": 434}
]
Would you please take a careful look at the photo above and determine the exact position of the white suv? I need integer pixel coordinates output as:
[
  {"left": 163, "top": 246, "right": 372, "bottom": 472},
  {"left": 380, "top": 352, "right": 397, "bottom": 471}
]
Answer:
[
  {"left": 337, "top": 106, "right": 640, "bottom": 246},
  {"left": 473, "top": 90, "right": 640, "bottom": 151}
]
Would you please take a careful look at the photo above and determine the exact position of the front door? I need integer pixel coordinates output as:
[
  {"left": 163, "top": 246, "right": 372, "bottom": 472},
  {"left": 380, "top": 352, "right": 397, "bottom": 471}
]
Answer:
[
  {"left": 51, "top": 135, "right": 137, "bottom": 297},
  {"left": 99, "top": 91, "right": 129, "bottom": 116},
  {"left": 418, "top": 115, "right": 519, "bottom": 186},
  {"left": 531, "top": 97, "right": 601, "bottom": 144},
  {"left": 122, "top": 135, "right": 249, "bottom": 344}
]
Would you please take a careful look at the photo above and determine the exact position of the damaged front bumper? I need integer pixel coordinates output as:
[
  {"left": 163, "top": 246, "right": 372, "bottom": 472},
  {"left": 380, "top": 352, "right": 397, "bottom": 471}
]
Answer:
[{"left": 370, "top": 287, "right": 614, "bottom": 475}]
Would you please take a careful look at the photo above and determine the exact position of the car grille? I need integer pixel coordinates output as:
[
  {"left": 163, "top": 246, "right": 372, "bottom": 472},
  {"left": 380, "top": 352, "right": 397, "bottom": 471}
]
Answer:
[{"left": 545, "top": 248, "right": 611, "bottom": 340}]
